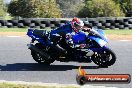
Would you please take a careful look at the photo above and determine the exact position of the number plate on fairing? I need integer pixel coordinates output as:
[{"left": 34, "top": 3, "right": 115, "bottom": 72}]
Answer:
[
  {"left": 71, "top": 32, "right": 86, "bottom": 44},
  {"left": 98, "top": 39, "right": 107, "bottom": 47}
]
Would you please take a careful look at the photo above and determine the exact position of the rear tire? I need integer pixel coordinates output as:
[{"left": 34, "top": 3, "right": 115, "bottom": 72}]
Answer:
[
  {"left": 31, "top": 43, "right": 55, "bottom": 65},
  {"left": 92, "top": 48, "right": 116, "bottom": 67}
]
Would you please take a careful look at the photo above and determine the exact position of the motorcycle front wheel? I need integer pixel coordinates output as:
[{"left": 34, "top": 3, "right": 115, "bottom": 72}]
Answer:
[{"left": 91, "top": 48, "right": 116, "bottom": 67}]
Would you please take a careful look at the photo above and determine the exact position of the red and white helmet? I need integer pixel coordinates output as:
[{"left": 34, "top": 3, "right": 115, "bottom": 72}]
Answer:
[{"left": 71, "top": 17, "right": 84, "bottom": 33}]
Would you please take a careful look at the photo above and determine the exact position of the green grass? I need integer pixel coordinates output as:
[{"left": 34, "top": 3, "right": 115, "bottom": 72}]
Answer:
[
  {"left": 0, "top": 28, "right": 52, "bottom": 32},
  {"left": 104, "top": 29, "right": 132, "bottom": 35},
  {"left": 0, "top": 83, "right": 79, "bottom": 88},
  {"left": 0, "top": 28, "right": 27, "bottom": 32},
  {"left": 0, "top": 28, "right": 132, "bottom": 35},
  {"left": 4, "top": 15, "right": 13, "bottom": 20}
]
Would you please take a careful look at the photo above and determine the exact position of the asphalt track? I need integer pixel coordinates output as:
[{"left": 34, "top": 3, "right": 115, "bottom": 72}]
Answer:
[{"left": 0, "top": 36, "right": 132, "bottom": 88}]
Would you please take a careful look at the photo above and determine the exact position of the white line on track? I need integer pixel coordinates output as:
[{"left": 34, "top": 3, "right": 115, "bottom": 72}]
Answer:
[
  {"left": 119, "top": 40, "right": 131, "bottom": 41},
  {"left": 6, "top": 36, "right": 21, "bottom": 38}
]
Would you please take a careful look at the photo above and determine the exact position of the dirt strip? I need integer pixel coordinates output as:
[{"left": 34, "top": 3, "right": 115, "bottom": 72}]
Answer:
[
  {"left": 106, "top": 34, "right": 132, "bottom": 40},
  {"left": 0, "top": 32, "right": 26, "bottom": 37},
  {"left": 0, "top": 32, "right": 132, "bottom": 40}
]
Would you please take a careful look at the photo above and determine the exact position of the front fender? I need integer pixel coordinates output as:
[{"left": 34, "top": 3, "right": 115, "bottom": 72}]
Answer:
[{"left": 89, "top": 36, "right": 107, "bottom": 47}]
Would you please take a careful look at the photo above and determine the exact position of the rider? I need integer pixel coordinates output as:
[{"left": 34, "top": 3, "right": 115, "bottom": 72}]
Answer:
[
  {"left": 66, "top": 17, "right": 91, "bottom": 48},
  {"left": 50, "top": 17, "right": 91, "bottom": 48},
  {"left": 71, "top": 17, "right": 91, "bottom": 33}
]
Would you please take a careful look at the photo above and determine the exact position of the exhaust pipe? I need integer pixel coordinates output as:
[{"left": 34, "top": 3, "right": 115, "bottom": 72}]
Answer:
[
  {"left": 27, "top": 44, "right": 50, "bottom": 59},
  {"left": 51, "top": 44, "right": 66, "bottom": 53}
]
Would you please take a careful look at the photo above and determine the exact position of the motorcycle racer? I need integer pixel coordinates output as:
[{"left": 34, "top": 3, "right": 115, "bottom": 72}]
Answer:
[{"left": 50, "top": 17, "right": 91, "bottom": 48}]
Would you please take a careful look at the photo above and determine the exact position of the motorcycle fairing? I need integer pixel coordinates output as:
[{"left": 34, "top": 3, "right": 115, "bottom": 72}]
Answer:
[
  {"left": 93, "top": 28, "right": 108, "bottom": 42},
  {"left": 89, "top": 36, "right": 107, "bottom": 47},
  {"left": 27, "top": 28, "right": 50, "bottom": 46},
  {"left": 71, "top": 32, "right": 87, "bottom": 44}
]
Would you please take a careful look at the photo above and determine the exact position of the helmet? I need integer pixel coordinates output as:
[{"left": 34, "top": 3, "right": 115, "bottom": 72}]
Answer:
[{"left": 71, "top": 17, "right": 84, "bottom": 33}]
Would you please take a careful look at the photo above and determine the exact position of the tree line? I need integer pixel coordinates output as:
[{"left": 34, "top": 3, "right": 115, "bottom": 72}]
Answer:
[
  {"left": 0, "top": 0, "right": 5, "bottom": 17},
  {"left": 0, "top": 0, "right": 132, "bottom": 18}
]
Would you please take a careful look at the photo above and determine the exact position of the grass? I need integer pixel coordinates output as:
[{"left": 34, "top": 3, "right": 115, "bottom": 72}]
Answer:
[
  {"left": 0, "top": 28, "right": 52, "bottom": 32},
  {"left": 0, "top": 28, "right": 27, "bottom": 32},
  {"left": 0, "top": 82, "right": 79, "bottom": 88},
  {"left": 4, "top": 15, "right": 13, "bottom": 20},
  {"left": 0, "top": 28, "right": 132, "bottom": 35},
  {"left": 104, "top": 29, "right": 132, "bottom": 35}
]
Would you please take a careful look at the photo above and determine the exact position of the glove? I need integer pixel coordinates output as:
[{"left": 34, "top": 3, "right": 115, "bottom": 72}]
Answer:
[
  {"left": 82, "top": 27, "right": 91, "bottom": 32},
  {"left": 75, "top": 44, "right": 86, "bottom": 49}
]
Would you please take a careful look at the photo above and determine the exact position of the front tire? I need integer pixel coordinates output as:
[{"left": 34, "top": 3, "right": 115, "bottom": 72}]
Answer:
[
  {"left": 92, "top": 48, "right": 116, "bottom": 67},
  {"left": 31, "top": 43, "right": 55, "bottom": 65}
]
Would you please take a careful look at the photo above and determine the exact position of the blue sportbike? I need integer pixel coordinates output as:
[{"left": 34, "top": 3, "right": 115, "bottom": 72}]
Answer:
[{"left": 27, "top": 23, "right": 116, "bottom": 67}]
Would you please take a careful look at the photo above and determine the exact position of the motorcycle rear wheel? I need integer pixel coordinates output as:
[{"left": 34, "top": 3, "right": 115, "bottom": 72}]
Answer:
[
  {"left": 31, "top": 43, "right": 55, "bottom": 65},
  {"left": 91, "top": 48, "right": 116, "bottom": 67}
]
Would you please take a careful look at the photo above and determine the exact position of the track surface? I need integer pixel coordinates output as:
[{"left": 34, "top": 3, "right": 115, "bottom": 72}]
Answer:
[{"left": 0, "top": 36, "right": 132, "bottom": 88}]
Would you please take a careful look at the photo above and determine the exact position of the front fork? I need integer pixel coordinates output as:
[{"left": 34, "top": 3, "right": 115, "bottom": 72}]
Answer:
[
  {"left": 30, "top": 39, "right": 35, "bottom": 43},
  {"left": 27, "top": 39, "right": 35, "bottom": 48},
  {"left": 90, "top": 45, "right": 109, "bottom": 55}
]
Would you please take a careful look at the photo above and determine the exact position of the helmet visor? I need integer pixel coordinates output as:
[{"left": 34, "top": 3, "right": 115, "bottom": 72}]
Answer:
[{"left": 74, "top": 23, "right": 83, "bottom": 30}]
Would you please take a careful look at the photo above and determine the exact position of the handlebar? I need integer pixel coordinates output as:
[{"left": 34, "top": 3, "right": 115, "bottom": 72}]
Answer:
[{"left": 82, "top": 27, "right": 105, "bottom": 40}]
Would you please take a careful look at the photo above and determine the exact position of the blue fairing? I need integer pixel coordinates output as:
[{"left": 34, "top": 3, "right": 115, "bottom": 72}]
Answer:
[
  {"left": 27, "top": 28, "right": 50, "bottom": 45},
  {"left": 96, "top": 29, "right": 105, "bottom": 36},
  {"left": 89, "top": 36, "right": 106, "bottom": 47},
  {"left": 27, "top": 28, "right": 33, "bottom": 37},
  {"left": 93, "top": 28, "right": 108, "bottom": 42},
  {"left": 72, "top": 32, "right": 86, "bottom": 44},
  {"left": 88, "top": 28, "right": 108, "bottom": 47}
]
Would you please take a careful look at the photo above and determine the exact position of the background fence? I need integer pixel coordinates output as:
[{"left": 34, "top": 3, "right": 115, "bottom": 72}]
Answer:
[{"left": 0, "top": 17, "right": 132, "bottom": 29}]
